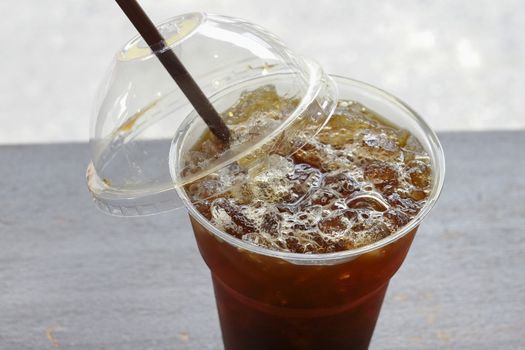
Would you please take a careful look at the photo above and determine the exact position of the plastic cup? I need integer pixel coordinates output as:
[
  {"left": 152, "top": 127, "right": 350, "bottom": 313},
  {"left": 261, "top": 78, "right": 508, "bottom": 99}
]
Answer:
[{"left": 178, "top": 76, "right": 445, "bottom": 350}]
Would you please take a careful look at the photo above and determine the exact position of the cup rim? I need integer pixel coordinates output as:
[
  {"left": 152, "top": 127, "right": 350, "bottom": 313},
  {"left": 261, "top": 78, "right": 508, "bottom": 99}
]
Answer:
[{"left": 180, "top": 75, "right": 446, "bottom": 263}]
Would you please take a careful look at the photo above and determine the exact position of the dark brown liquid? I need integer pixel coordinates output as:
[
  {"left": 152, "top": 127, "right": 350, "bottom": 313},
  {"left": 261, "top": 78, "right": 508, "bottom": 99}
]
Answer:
[
  {"left": 184, "top": 86, "right": 432, "bottom": 349},
  {"left": 190, "top": 215, "right": 417, "bottom": 349}
]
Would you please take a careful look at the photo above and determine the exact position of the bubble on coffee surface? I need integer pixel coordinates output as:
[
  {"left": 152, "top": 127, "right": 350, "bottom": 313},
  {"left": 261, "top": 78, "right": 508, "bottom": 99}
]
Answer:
[{"left": 184, "top": 87, "right": 432, "bottom": 253}]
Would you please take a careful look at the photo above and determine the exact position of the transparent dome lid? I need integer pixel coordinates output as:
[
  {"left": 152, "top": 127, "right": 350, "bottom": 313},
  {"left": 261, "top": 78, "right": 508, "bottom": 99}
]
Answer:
[{"left": 87, "top": 13, "right": 337, "bottom": 216}]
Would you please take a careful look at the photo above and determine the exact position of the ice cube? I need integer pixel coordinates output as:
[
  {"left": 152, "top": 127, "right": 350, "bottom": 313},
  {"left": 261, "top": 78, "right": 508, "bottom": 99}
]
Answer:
[
  {"left": 363, "top": 160, "right": 399, "bottom": 193},
  {"left": 406, "top": 159, "right": 432, "bottom": 189},
  {"left": 386, "top": 193, "right": 422, "bottom": 215},
  {"left": 316, "top": 115, "right": 364, "bottom": 148},
  {"left": 287, "top": 163, "right": 322, "bottom": 201},
  {"left": 292, "top": 142, "right": 324, "bottom": 169},
  {"left": 323, "top": 171, "right": 360, "bottom": 196},
  {"left": 318, "top": 216, "right": 349, "bottom": 235},
  {"left": 247, "top": 155, "right": 296, "bottom": 203},
  {"left": 384, "top": 209, "right": 410, "bottom": 228},
  {"left": 310, "top": 188, "right": 340, "bottom": 207},
  {"left": 211, "top": 198, "right": 257, "bottom": 238},
  {"left": 350, "top": 220, "right": 391, "bottom": 247},
  {"left": 355, "top": 131, "right": 401, "bottom": 161}
]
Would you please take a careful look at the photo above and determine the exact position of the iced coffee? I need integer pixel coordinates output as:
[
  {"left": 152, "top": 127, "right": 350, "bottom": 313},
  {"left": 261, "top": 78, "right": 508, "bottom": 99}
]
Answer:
[{"left": 183, "top": 84, "right": 432, "bottom": 349}]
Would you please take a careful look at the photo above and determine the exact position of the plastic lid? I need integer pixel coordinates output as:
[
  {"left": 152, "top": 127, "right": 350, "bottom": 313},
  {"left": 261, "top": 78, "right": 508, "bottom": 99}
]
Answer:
[{"left": 87, "top": 13, "right": 337, "bottom": 216}]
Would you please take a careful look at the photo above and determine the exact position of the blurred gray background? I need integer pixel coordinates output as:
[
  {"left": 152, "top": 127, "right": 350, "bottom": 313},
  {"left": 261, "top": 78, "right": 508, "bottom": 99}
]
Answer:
[{"left": 1, "top": 0, "right": 524, "bottom": 144}]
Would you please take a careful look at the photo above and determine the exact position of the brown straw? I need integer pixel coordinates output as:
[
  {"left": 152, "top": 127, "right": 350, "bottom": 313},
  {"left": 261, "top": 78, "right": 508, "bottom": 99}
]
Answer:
[{"left": 114, "top": 0, "right": 230, "bottom": 145}]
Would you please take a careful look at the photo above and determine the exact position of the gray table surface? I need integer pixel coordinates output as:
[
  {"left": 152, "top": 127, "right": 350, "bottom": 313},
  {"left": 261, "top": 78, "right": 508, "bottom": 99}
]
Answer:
[{"left": 1, "top": 131, "right": 524, "bottom": 349}]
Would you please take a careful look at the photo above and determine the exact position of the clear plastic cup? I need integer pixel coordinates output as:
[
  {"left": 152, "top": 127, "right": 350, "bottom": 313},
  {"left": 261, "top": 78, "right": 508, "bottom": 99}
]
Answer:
[{"left": 178, "top": 76, "right": 445, "bottom": 350}]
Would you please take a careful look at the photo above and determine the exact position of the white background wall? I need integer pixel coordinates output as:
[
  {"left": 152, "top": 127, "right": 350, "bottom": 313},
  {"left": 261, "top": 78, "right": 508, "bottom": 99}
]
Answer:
[{"left": 1, "top": 0, "right": 524, "bottom": 144}]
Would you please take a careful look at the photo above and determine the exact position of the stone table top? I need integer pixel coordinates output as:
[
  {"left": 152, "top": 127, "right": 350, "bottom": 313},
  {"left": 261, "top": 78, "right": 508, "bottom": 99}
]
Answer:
[{"left": 1, "top": 131, "right": 524, "bottom": 349}]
